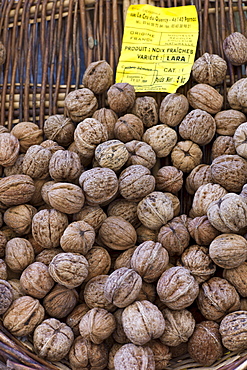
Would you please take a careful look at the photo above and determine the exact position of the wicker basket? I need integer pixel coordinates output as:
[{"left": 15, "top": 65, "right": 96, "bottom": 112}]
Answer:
[{"left": 1, "top": 0, "right": 247, "bottom": 369}]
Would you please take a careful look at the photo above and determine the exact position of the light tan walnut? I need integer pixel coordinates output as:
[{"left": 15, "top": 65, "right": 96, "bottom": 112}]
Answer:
[
  {"left": 95, "top": 139, "right": 129, "bottom": 171},
  {"left": 65, "top": 88, "right": 98, "bottom": 122},
  {"left": 0, "top": 174, "right": 35, "bottom": 207},
  {"left": 73, "top": 205, "right": 107, "bottom": 231},
  {"left": 125, "top": 140, "right": 156, "bottom": 169},
  {"left": 142, "top": 124, "right": 177, "bottom": 158},
  {"left": 113, "top": 308, "right": 129, "bottom": 344},
  {"left": 223, "top": 32, "right": 247, "bottom": 65},
  {"left": 60, "top": 220, "right": 95, "bottom": 255},
  {"left": 5, "top": 237, "right": 35, "bottom": 273},
  {"left": 43, "top": 284, "right": 78, "bottom": 318},
  {"left": 227, "top": 78, "right": 246, "bottom": 110},
  {"left": 3, "top": 204, "right": 37, "bottom": 235},
  {"left": 83, "top": 60, "right": 113, "bottom": 94},
  {"left": 22, "top": 145, "right": 52, "bottom": 179},
  {"left": 93, "top": 108, "right": 118, "bottom": 140},
  {"left": 0, "top": 280, "right": 13, "bottom": 315},
  {"left": 155, "top": 166, "right": 183, "bottom": 194},
  {"left": 20, "top": 262, "right": 54, "bottom": 298},
  {"left": 35, "top": 248, "right": 63, "bottom": 266},
  {"left": 3, "top": 154, "right": 24, "bottom": 177},
  {"left": 131, "top": 96, "right": 158, "bottom": 128},
  {"left": 49, "top": 150, "right": 82, "bottom": 182},
  {"left": 219, "top": 311, "right": 247, "bottom": 351},
  {"left": 114, "top": 246, "right": 137, "bottom": 270},
  {"left": 0, "top": 133, "right": 20, "bottom": 167},
  {"left": 107, "top": 83, "right": 136, "bottom": 113},
  {"left": 223, "top": 262, "right": 247, "bottom": 297},
  {"left": 185, "top": 164, "right": 212, "bottom": 195},
  {"left": 68, "top": 141, "right": 92, "bottom": 167},
  {"left": 188, "top": 216, "right": 220, "bottom": 245},
  {"left": 40, "top": 139, "right": 65, "bottom": 153},
  {"left": 107, "top": 199, "right": 139, "bottom": 228},
  {"left": 114, "top": 114, "right": 144, "bottom": 143},
  {"left": 44, "top": 115, "right": 75, "bottom": 146},
  {"left": 215, "top": 109, "right": 246, "bottom": 136},
  {"left": 191, "top": 183, "right": 228, "bottom": 217},
  {"left": 212, "top": 135, "right": 236, "bottom": 160},
  {"left": 84, "top": 246, "right": 111, "bottom": 282},
  {"left": 11, "top": 122, "right": 43, "bottom": 153},
  {"left": 136, "top": 224, "right": 158, "bottom": 244},
  {"left": 114, "top": 343, "right": 155, "bottom": 370},
  {"left": 192, "top": 53, "right": 227, "bottom": 85},
  {"left": 234, "top": 121, "right": 247, "bottom": 159},
  {"left": 159, "top": 93, "right": 189, "bottom": 127},
  {"left": 187, "top": 84, "right": 223, "bottom": 114},
  {"left": 83, "top": 274, "right": 116, "bottom": 311},
  {"left": 171, "top": 140, "right": 203, "bottom": 173}
]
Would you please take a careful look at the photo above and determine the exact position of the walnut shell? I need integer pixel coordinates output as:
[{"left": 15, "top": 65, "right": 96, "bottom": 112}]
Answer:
[
  {"left": 131, "top": 96, "right": 158, "bottom": 128},
  {"left": 113, "top": 308, "right": 129, "bottom": 344},
  {"left": 83, "top": 60, "right": 113, "bottom": 94},
  {"left": 3, "top": 154, "right": 24, "bottom": 177},
  {"left": 92, "top": 108, "right": 118, "bottom": 140},
  {"left": 171, "top": 140, "right": 203, "bottom": 173},
  {"left": 188, "top": 216, "right": 220, "bottom": 245},
  {"left": 155, "top": 166, "right": 183, "bottom": 194},
  {"left": 125, "top": 140, "right": 156, "bottom": 169},
  {"left": 187, "top": 84, "right": 223, "bottom": 114},
  {"left": 227, "top": 78, "right": 246, "bottom": 110},
  {"left": 60, "top": 220, "right": 95, "bottom": 255},
  {"left": 107, "top": 199, "right": 139, "bottom": 228},
  {"left": 44, "top": 115, "right": 75, "bottom": 146},
  {"left": 159, "top": 93, "right": 189, "bottom": 127},
  {"left": 185, "top": 164, "right": 212, "bottom": 195},
  {"left": 114, "top": 246, "right": 137, "bottom": 270},
  {"left": 3, "top": 204, "right": 37, "bottom": 235},
  {"left": 64, "top": 88, "right": 98, "bottom": 122},
  {"left": 223, "top": 262, "right": 247, "bottom": 297},
  {"left": 219, "top": 311, "right": 247, "bottom": 351},
  {"left": 192, "top": 52, "right": 227, "bottom": 85},
  {"left": 35, "top": 248, "right": 63, "bottom": 266},
  {"left": 95, "top": 139, "right": 129, "bottom": 171},
  {"left": 0, "top": 133, "right": 20, "bottom": 167},
  {"left": 83, "top": 274, "right": 116, "bottom": 311},
  {"left": 215, "top": 109, "right": 246, "bottom": 136},
  {"left": 66, "top": 303, "right": 90, "bottom": 336},
  {"left": 20, "top": 262, "right": 54, "bottom": 298},
  {"left": 234, "top": 121, "right": 247, "bottom": 158},
  {"left": 11, "top": 122, "right": 43, "bottom": 153},
  {"left": 114, "top": 343, "right": 155, "bottom": 370},
  {"left": 211, "top": 135, "right": 236, "bottom": 160},
  {"left": 142, "top": 124, "right": 177, "bottom": 158},
  {"left": 84, "top": 246, "right": 111, "bottom": 282},
  {"left": 191, "top": 183, "right": 228, "bottom": 217},
  {"left": 136, "top": 224, "right": 158, "bottom": 244},
  {"left": 43, "top": 284, "right": 78, "bottom": 318},
  {"left": 5, "top": 237, "right": 35, "bottom": 273},
  {"left": 49, "top": 150, "right": 82, "bottom": 182},
  {"left": 107, "top": 83, "right": 136, "bottom": 113},
  {"left": 223, "top": 32, "right": 247, "bottom": 65},
  {"left": 22, "top": 145, "right": 52, "bottom": 179},
  {"left": 0, "top": 280, "right": 13, "bottom": 315},
  {"left": 114, "top": 114, "right": 144, "bottom": 143}
]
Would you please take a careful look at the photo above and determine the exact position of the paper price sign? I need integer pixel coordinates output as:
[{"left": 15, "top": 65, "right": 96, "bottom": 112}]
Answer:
[{"left": 116, "top": 4, "right": 199, "bottom": 92}]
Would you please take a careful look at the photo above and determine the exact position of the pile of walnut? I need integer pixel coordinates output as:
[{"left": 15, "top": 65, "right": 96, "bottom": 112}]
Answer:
[{"left": 2, "top": 33, "right": 247, "bottom": 370}]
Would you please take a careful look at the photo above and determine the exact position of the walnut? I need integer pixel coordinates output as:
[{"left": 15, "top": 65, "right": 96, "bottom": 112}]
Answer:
[
  {"left": 159, "top": 93, "right": 189, "bottom": 127},
  {"left": 79, "top": 167, "right": 118, "bottom": 205},
  {"left": 49, "top": 252, "right": 88, "bottom": 289},
  {"left": 185, "top": 164, "right": 212, "bottom": 195},
  {"left": 83, "top": 60, "right": 113, "bottom": 94},
  {"left": 0, "top": 258, "right": 7, "bottom": 279},
  {"left": 40, "top": 139, "right": 65, "bottom": 153},
  {"left": 158, "top": 215, "right": 190, "bottom": 256},
  {"left": 137, "top": 191, "right": 174, "bottom": 230},
  {"left": 164, "top": 192, "right": 180, "bottom": 217},
  {"left": 79, "top": 307, "right": 116, "bottom": 344},
  {"left": 119, "top": 165, "right": 155, "bottom": 202},
  {"left": 95, "top": 139, "right": 129, "bottom": 171},
  {"left": 209, "top": 233, "right": 247, "bottom": 269},
  {"left": 69, "top": 336, "right": 108, "bottom": 370},
  {"left": 125, "top": 140, "right": 156, "bottom": 169},
  {"left": 142, "top": 124, "right": 177, "bottom": 158},
  {"left": 197, "top": 277, "right": 240, "bottom": 321},
  {"left": 107, "top": 199, "right": 139, "bottom": 228},
  {"left": 64, "top": 88, "right": 98, "bottom": 122},
  {"left": 137, "top": 282, "right": 162, "bottom": 303},
  {"left": 32, "top": 208, "right": 68, "bottom": 249},
  {"left": 35, "top": 248, "right": 63, "bottom": 265},
  {"left": 160, "top": 308, "right": 195, "bottom": 346},
  {"left": 33, "top": 318, "right": 74, "bottom": 361},
  {"left": 0, "top": 280, "right": 13, "bottom": 315},
  {"left": 187, "top": 84, "right": 223, "bottom": 114},
  {"left": 22, "top": 144, "right": 52, "bottom": 179},
  {"left": 144, "top": 340, "right": 171, "bottom": 370},
  {"left": 233, "top": 121, "right": 247, "bottom": 159},
  {"left": 114, "top": 114, "right": 144, "bottom": 143},
  {"left": 3, "top": 204, "right": 36, "bottom": 236},
  {"left": 155, "top": 166, "right": 183, "bottom": 194},
  {"left": 177, "top": 245, "right": 216, "bottom": 283},
  {"left": 7, "top": 279, "right": 25, "bottom": 301},
  {"left": 223, "top": 32, "right": 247, "bottom": 65},
  {"left": 210, "top": 154, "right": 247, "bottom": 192},
  {"left": 5, "top": 237, "right": 35, "bottom": 273},
  {"left": 66, "top": 303, "right": 90, "bottom": 336},
  {"left": 104, "top": 267, "right": 142, "bottom": 308},
  {"left": 44, "top": 114, "right": 75, "bottom": 146},
  {"left": 0, "top": 174, "right": 35, "bottom": 207},
  {"left": 43, "top": 284, "right": 78, "bottom": 318},
  {"left": 99, "top": 216, "right": 137, "bottom": 250},
  {"left": 191, "top": 183, "right": 228, "bottom": 217},
  {"left": 219, "top": 311, "right": 247, "bottom": 351},
  {"left": 0, "top": 41, "right": 6, "bottom": 65},
  {"left": 3, "top": 154, "right": 24, "bottom": 177},
  {"left": 188, "top": 321, "right": 224, "bottom": 366},
  {"left": 212, "top": 135, "right": 236, "bottom": 160},
  {"left": 192, "top": 53, "right": 227, "bottom": 85},
  {"left": 136, "top": 224, "right": 158, "bottom": 244},
  {"left": 223, "top": 262, "right": 247, "bottom": 297},
  {"left": 68, "top": 141, "right": 92, "bottom": 167},
  {"left": 60, "top": 220, "right": 95, "bottom": 255},
  {"left": 157, "top": 266, "right": 199, "bottom": 310},
  {"left": 113, "top": 308, "right": 129, "bottom": 344},
  {"left": 3, "top": 295, "right": 45, "bottom": 336},
  {"left": 130, "top": 241, "right": 169, "bottom": 283},
  {"left": 93, "top": 108, "right": 118, "bottom": 140},
  {"left": 49, "top": 150, "right": 82, "bottom": 182},
  {"left": 171, "top": 140, "right": 203, "bottom": 173},
  {"left": 83, "top": 274, "right": 116, "bottom": 311},
  {"left": 114, "top": 343, "right": 155, "bottom": 370},
  {"left": 0, "top": 133, "right": 20, "bottom": 167},
  {"left": 84, "top": 246, "right": 111, "bottom": 282},
  {"left": 107, "top": 83, "right": 136, "bottom": 113},
  {"left": 20, "top": 261, "right": 54, "bottom": 298},
  {"left": 188, "top": 216, "right": 220, "bottom": 245},
  {"left": 74, "top": 205, "right": 107, "bottom": 231},
  {"left": 122, "top": 300, "right": 165, "bottom": 345},
  {"left": 131, "top": 96, "right": 158, "bottom": 127},
  {"left": 215, "top": 109, "right": 246, "bottom": 136},
  {"left": 114, "top": 246, "right": 137, "bottom": 270},
  {"left": 11, "top": 122, "right": 43, "bottom": 153}
]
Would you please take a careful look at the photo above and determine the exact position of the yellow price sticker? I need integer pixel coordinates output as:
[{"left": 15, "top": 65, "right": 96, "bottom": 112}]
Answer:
[{"left": 116, "top": 4, "right": 199, "bottom": 93}]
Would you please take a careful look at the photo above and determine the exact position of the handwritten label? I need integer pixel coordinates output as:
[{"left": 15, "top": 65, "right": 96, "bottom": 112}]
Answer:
[{"left": 115, "top": 4, "right": 199, "bottom": 92}]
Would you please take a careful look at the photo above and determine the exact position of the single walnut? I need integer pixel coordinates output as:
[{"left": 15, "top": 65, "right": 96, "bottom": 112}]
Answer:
[
  {"left": 49, "top": 252, "right": 88, "bottom": 289},
  {"left": 164, "top": 192, "right": 180, "bottom": 217},
  {"left": 34, "top": 318, "right": 74, "bottom": 362},
  {"left": 0, "top": 42, "right": 6, "bottom": 65},
  {"left": 66, "top": 303, "right": 90, "bottom": 336},
  {"left": 155, "top": 166, "right": 183, "bottom": 194},
  {"left": 43, "top": 284, "right": 78, "bottom": 318},
  {"left": 79, "top": 167, "right": 118, "bottom": 205},
  {"left": 5, "top": 237, "right": 35, "bottom": 273},
  {"left": 49, "top": 150, "right": 82, "bottom": 182},
  {"left": 119, "top": 165, "right": 155, "bottom": 202},
  {"left": 20, "top": 262, "right": 54, "bottom": 298},
  {"left": 197, "top": 277, "right": 240, "bottom": 321},
  {"left": 0, "top": 258, "right": 7, "bottom": 279},
  {"left": 125, "top": 140, "right": 156, "bottom": 169},
  {"left": 114, "top": 246, "right": 137, "bottom": 270},
  {"left": 0, "top": 174, "right": 35, "bottom": 207},
  {"left": 158, "top": 215, "right": 190, "bottom": 256},
  {"left": 60, "top": 220, "right": 95, "bottom": 255},
  {"left": 219, "top": 311, "right": 247, "bottom": 351},
  {"left": 65, "top": 88, "right": 98, "bottom": 122},
  {"left": 136, "top": 224, "right": 158, "bottom": 244},
  {"left": 131, "top": 96, "right": 158, "bottom": 127},
  {"left": 191, "top": 183, "right": 228, "bottom": 217},
  {"left": 209, "top": 233, "right": 247, "bottom": 269},
  {"left": 104, "top": 267, "right": 142, "bottom": 308},
  {"left": 227, "top": 78, "right": 246, "bottom": 111},
  {"left": 79, "top": 307, "right": 116, "bottom": 344},
  {"left": 3, "top": 154, "right": 24, "bottom": 177},
  {"left": 22, "top": 145, "right": 52, "bottom": 179},
  {"left": 83, "top": 274, "right": 116, "bottom": 311},
  {"left": 211, "top": 154, "right": 247, "bottom": 192},
  {"left": 84, "top": 246, "right": 111, "bottom": 282},
  {"left": 188, "top": 321, "right": 224, "bottom": 366},
  {"left": 0, "top": 280, "right": 13, "bottom": 315},
  {"left": 3, "top": 295, "right": 45, "bottom": 336},
  {"left": 74, "top": 205, "right": 107, "bottom": 231},
  {"left": 223, "top": 262, "right": 247, "bottom": 297},
  {"left": 157, "top": 266, "right": 199, "bottom": 310},
  {"left": 144, "top": 340, "right": 171, "bottom": 370},
  {"left": 107, "top": 199, "right": 139, "bottom": 228},
  {"left": 113, "top": 308, "right": 129, "bottom": 344},
  {"left": 40, "top": 139, "right": 65, "bottom": 153},
  {"left": 122, "top": 300, "right": 165, "bottom": 345},
  {"left": 68, "top": 141, "right": 92, "bottom": 167},
  {"left": 35, "top": 248, "right": 63, "bottom": 265},
  {"left": 187, "top": 84, "right": 223, "bottom": 114},
  {"left": 0, "top": 133, "right": 20, "bottom": 167},
  {"left": 215, "top": 109, "right": 246, "bottom": 136},
  {"left": 130, "top": 241, "right": 169, "bottom": 283},
  {"left": 11, "top": 122, "right": 43, "bottom": 153},
  {"left": 223, "top": 32, "right": 247, "bottom": 65},
  {"left": 177, "top": 245, "right": 216, "bottom": 283},
  {"left": 160, "top": 308, "right": 195, "bottom": 346},
  {"left": 185, "top": 164, "right": 212, "bottom": 195},
  {"left": 114, "top": 343, "right": 155, "bottom": 370},
  {"left": 83, "top": 60, "right": 113, "bottom": 94},
  {"left": 234, "top": 121, "right": 247, "bottom": 159},
  {"left": 93, "top": 108, "right": 118, "bottom": 139},
  {"left": 32, "top": 208, "right": 68, "bottom": 249},
  {"left": 188, "top": 216, "right": 220, "bottom": 245},
  {"left": 99, "top": 216, "right": 137, "bottom": 250},
  {"left": 114, "top": 114, "right": 144, "bottom": 143},
  {"left": 3, "top": 204, "right": 37, "bottom": 236},
  {"left": 107, "top": 83, "right": 135, "bottom": 113},
  {"left": 7, "top": 279, "right": 25, "bottom": 300},
  {"left": 137, "top": 191, "right": 174, "bottom": 230},
  {"left": 43, "top": 115, "right": 75, "bottom": 146},
  {"left": 171, "top": 140, "right": 203, "bottom": 173},
  {"left": 142, "top": 124, "right": 177, "bottom": 158},
  {"left": 212, "top": 135, "right": 236, "bottom": 160},
  {"left": 69, "top": 336, "right": 108, "bottom": 370},
  {"left": 192, "top": 53, "right": 227, "bottom": 86},
  {"left": 95, "top": 139, "right": 129, "bottom": 171},
  {"left": 159, "top": 93, "right": 189, "bottom": 127}
]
